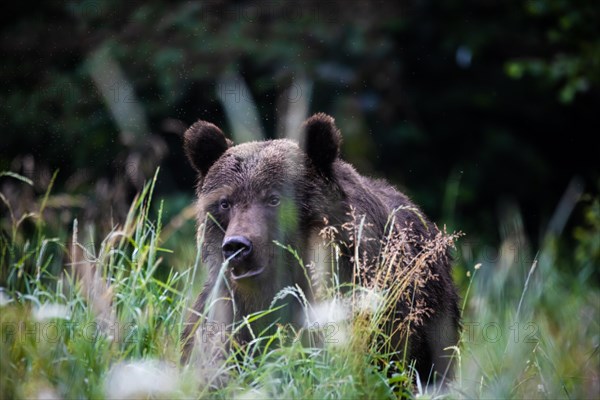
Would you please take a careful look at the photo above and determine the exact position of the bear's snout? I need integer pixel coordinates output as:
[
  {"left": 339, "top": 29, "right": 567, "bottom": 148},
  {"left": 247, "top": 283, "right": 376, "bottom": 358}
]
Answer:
[
  {"left": 222, "top": 235, "right": 266, "bottom": 280},
  {"left": 222, "top": 235, "right": 253, "bottom": 261}
]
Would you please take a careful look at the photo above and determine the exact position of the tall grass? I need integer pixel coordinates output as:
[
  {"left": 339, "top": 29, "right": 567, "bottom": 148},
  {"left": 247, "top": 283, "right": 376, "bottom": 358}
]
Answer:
[
  {"left": 1, "top": 171, "right": 190, "bottom": 398},
  {"left": 452, "top": 197, "right": 599, "bottom": 399},
  {"left": 1, "top": 171, "right": 598, "bottom": 399}
]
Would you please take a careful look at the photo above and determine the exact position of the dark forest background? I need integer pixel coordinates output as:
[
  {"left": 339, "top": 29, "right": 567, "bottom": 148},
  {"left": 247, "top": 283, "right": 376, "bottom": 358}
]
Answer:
[{"left": 1, "top": 0, "right": 599, "bottom": 251}]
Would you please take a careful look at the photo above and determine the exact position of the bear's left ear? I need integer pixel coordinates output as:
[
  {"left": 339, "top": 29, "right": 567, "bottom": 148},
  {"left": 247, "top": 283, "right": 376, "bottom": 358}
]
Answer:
[
  {"left": 301, "top": 113, "right": 342, "bottom": 172},
  {"left": 183, "top": 120, "right": 231, "bottom": 176}
]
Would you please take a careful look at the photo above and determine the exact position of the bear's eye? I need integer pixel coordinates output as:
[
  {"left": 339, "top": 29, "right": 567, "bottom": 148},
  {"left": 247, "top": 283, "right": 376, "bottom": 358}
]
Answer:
[
  {"left": 219, "top": 199, "right": 230, "bottom": 210},
  {"left": 268, "top": 195, "right": 280, "bottom": 207}
]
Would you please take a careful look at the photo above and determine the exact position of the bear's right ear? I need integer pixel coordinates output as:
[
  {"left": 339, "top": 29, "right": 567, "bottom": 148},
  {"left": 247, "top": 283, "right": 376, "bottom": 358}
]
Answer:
[
  {"left": 183, "top": 120, "right": 231, "bottom": 176},
  {"left": 301, "top": 113, "right": 342, "bottom": 172}
]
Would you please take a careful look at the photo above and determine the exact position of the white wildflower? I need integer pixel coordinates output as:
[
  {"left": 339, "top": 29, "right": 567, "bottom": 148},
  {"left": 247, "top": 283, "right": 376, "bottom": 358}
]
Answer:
[
  {"left": 0, "top": 289, "right": 11, "bottom": 307},
  {"left": 33, "top": 303, "right": 70, "bottom": 321},
  {"left": 356, "top": 288, "right": 383, "bottom": 314},
  {"left": 36, "top": 387, "right": 61, "bottom": 400},
  {"left": 105, "top": 360, "right": 178, "bottom": 399},
  {"left": 234, "top": 387, "right": 269, "bottom": 400},
  {"left": 306, "top": 299, "right": 350, "bottom": 346},
  {"left": 307, "top": 298, "right": 349, "bottom": 326}
]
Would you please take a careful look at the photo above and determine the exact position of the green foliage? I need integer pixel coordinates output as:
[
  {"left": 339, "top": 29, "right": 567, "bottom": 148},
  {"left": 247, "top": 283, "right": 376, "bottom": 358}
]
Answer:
[
  {"left": 2, "top": 170, "right": 598, "bottom": 398},
  {"left": 454, "top": 194, "right": 600, "bottom": 399},
  {"left": 0, "top": 171, "right": 64, "bottom": 292},
  {"left": 505, "top": 0, "right": 600, "bottom": 103},
  {"left": 1, "top": 172, "right": 418, "bottom": 398},
  {"left": 0, "top": 172, "right": 187, "bottom": 398},
  {"left": 1, "top": 1, "right": 598, "bottom": 245},
  {"left": 574, "top": 194, "right": 600, "bottom": 278}
]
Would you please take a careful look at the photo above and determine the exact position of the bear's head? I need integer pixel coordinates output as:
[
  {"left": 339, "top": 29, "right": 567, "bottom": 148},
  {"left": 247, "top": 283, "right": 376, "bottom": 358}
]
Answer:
[{"left": 183, "top": 113, "right": 343, "bottom": 305}]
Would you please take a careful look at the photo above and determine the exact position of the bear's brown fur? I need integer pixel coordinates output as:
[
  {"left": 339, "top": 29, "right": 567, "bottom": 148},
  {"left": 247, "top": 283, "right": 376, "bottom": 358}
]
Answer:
[{"left": 181, "top": 113, "right": 460, "bottom": 385}]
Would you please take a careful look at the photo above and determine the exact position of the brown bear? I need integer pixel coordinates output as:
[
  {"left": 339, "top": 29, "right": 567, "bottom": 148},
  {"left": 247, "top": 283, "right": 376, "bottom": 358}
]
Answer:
[{"left": 181, "top": 113, "right": 460, "bottom": 386}]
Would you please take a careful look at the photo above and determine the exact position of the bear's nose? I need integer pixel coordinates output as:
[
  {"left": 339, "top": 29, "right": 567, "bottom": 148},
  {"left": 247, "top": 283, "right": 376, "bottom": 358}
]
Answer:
[{"left": 222, "top": 236, "right": 253, "bottom": 261}]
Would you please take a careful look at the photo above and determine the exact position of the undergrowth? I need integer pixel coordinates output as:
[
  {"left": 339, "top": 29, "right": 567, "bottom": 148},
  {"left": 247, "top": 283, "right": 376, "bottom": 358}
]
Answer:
[{"left": 0, "top": 171, "right": 598, "bottom": 399}]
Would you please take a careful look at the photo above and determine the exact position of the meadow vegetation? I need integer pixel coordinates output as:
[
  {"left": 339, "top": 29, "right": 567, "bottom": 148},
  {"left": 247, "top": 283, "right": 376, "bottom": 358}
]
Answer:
[{"left": 1, "top": 171, "right": 598, "bottom": 399}]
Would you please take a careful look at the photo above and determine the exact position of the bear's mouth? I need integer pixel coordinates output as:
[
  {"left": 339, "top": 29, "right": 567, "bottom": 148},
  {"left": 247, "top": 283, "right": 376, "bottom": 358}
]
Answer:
[{"left": 230, "top": 263, "right": 265, "bottom": 281}]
